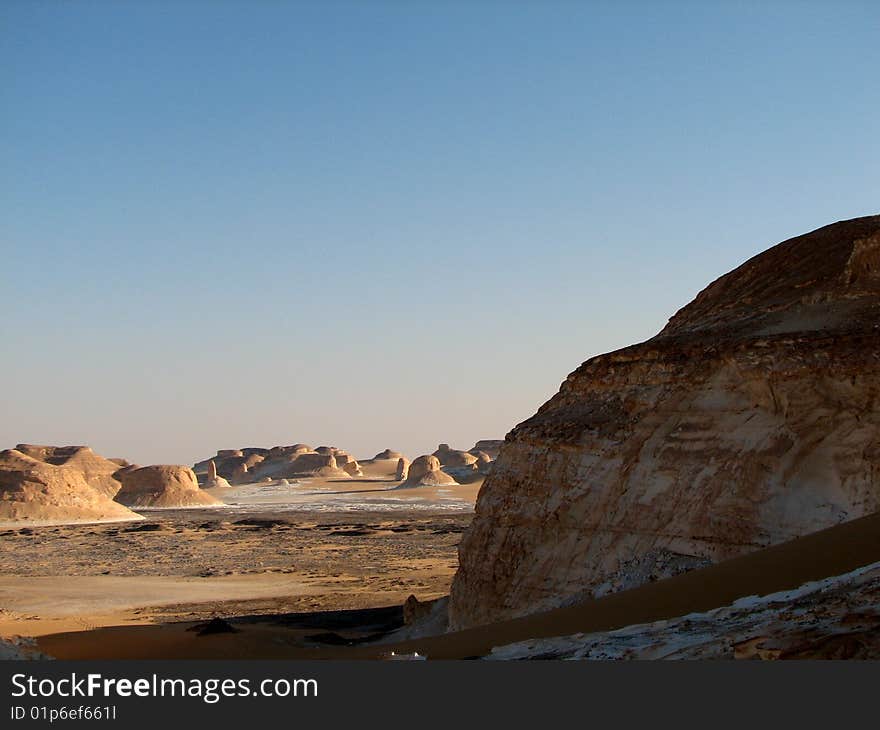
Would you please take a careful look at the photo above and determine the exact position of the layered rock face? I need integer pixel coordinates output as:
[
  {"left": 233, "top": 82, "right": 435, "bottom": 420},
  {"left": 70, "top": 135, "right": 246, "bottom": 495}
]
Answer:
[
  {"left": 114, "top": 465, "right": 222, "bottom": 508},
  {"left": 0, "top": 449, "right": 139, "bottom": 524},
  {"left": 449, "top": 216, "right": 880, "bottom": 630}
]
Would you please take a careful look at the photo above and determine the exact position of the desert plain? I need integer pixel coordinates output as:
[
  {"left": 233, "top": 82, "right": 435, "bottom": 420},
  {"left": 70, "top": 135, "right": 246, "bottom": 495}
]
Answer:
[{"left": 3, "top": 216, "right": 880, "bottom": 660}]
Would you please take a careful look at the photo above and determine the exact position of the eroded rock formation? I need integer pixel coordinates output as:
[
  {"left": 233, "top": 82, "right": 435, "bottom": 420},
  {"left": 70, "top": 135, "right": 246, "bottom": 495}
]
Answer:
[
  {"left": 15, "top": 444, "right": 125, "bottom": 497},
  {"left": 373, "top": 449, "right": 404, "bottom": 461},
  {"left": 470, "top": 440, "right": 504, "bottom": 460},
  {"left": 114, "top": 465, "right": 222, "bottom": 508},
  {"left": 403, "top": 455, "right": 458, "bottom": 487},
  {"left": 202, "top": 460, "right": 232, "bottom": 489},
  {"left": 0, "top": 448, "right": 140, "bottom": 524},
  {"left": 449, "top": 216, "right": 880, "bottom": 629},
  {"left": 433, "top": 444, "right": 478, "bottom": 468}
]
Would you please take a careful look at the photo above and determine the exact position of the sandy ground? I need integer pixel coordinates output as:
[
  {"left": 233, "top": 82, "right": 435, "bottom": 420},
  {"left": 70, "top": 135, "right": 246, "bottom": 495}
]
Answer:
[
  {"left": 0, "top": 476, "right": 480, "bottom": 642},
  {"left": 31, "top": 510, "right": 880, "bottom": 659}
]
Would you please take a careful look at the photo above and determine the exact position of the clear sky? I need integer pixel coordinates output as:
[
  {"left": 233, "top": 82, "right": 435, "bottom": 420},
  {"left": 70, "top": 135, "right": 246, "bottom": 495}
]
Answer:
[{"left": 2, "top": 1, "right": 878, "bottom": 466}]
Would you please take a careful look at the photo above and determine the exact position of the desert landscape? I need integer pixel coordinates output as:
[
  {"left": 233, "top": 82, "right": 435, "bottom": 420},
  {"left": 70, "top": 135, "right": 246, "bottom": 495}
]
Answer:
[{"left": 2, "top": 216, "right": 880, "bottom": 660}]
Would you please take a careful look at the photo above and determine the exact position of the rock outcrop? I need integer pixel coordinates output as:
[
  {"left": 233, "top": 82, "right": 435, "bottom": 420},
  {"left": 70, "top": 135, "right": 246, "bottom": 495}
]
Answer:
[
  {"left": 472, "top": 451, "right": 494, "bottom": 474},
  {"left": 194, "top": 449, "right": 265, "bottom": 485},
  {"left": 395, "top": 457, "right": 410, "bottom": 481},
  {"left": 114, "top": 465, "right": 223, "bottom": 508},
  {"left": 202, "top": 460, "right": 232, "bottom": 489},
  {"left": 403, "top": 455, "right": 458, "bottom": 487},
  {"left": 433, "top": 444, "right": 478, "bottom": 468},
  {"left": 449, "top": 216, "right": 880, "bottom": 630},
  {"left": 15, "top": 444, "right": 125, "bottom": 497},
  {"left": 0, "top": 449, "right": 140, "bottom": 524},
  {"left": 342, "top": 460, "right": 363, "bottom": 477},
  {"left": 251, "top": 451, "right": 351, "bottom": 480},
  {"left": 470, "top": 440, "right": 504, "bottom": 460},
  {"left": 373, "top": 449, "right": 404, "bottom": 461}
]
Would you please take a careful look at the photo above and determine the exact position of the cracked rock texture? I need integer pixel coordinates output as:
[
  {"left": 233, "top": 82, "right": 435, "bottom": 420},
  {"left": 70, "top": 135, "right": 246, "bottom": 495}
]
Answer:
[{"left": 449, "top": 216, "right": 880, "bottom": 629}]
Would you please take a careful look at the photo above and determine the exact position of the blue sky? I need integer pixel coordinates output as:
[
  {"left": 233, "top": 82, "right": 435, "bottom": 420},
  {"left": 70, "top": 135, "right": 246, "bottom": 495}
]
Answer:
[{"left": 2, "top": 1, "right": 878, "bottom": 465}]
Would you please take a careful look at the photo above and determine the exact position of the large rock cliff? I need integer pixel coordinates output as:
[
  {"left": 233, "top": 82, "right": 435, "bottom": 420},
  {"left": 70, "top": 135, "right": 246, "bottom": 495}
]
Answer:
[{"left": 449, "top": 216, "right": 880, "bottom": 629}]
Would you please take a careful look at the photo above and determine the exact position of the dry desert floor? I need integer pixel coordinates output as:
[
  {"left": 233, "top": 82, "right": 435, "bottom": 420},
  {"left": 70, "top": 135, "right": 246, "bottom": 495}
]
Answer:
[{"left": 0, "top": 476, "right": 481, "bottom": 653}]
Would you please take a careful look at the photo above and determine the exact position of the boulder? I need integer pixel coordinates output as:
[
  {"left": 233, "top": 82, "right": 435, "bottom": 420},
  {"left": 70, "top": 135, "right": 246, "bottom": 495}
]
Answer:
[{"left": 342, "top": 460, "right": 363, "bottom": 477}]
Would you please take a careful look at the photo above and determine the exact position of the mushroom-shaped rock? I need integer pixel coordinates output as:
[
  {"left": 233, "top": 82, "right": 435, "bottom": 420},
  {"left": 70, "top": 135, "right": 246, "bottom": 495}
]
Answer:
[
  {"left": 114, "top": 465, "right": 223, "bottom": 508},
  {"left": 403, "top": 455, "right": 457, "bottom": 487}
]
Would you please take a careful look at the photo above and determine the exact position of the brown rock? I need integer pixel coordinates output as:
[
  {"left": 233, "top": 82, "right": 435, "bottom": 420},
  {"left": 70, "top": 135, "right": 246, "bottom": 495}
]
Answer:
[
  {"left": 449, "top": 216, "right": 880, "bottom": 630},
  {"left": 403, "top": 594, "right": 433, "bottom": 625}
]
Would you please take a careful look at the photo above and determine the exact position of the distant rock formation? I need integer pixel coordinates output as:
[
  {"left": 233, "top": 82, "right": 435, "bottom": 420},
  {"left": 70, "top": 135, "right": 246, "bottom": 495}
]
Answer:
[
  {"left": 15, "top": 444, "right": 124, "bottom": 497},
  {"left": 450, "top": 216, "right": 880, "bottom": 630},
  {"left": 0, "top": 448, "right": 140, "bottom": 524},
  {"left": 471, "top": 451, "right": 494, "bottom": 474},
  {"left": 373, "top": 449, "right": 404, "bottom": 461},
  {"left": 202, "top": 460, "right": 232, "bottom": 489},
  {"left": 114, "top": 465, "right": 223, "bottom": 508},
  {"left": 395, "top": 457, "right": 410, "bottom": 481},
  {"left": 247, "top": 450, "right": 351, "bottom": 480},
  {"left": 469, "top": 440, "right": 504, "bottom": 460},
  {"left": 433, "top": 444, "right": 478, "bottom": 468},
  {"left": 403, "top": 455, "right": 458, "bottom": 487},
  {"left": 194, "top": 449, "right": 266, "bottom": 485},
  {"left": 342, "top": 460, "right": 363, "bottom": 477}
]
